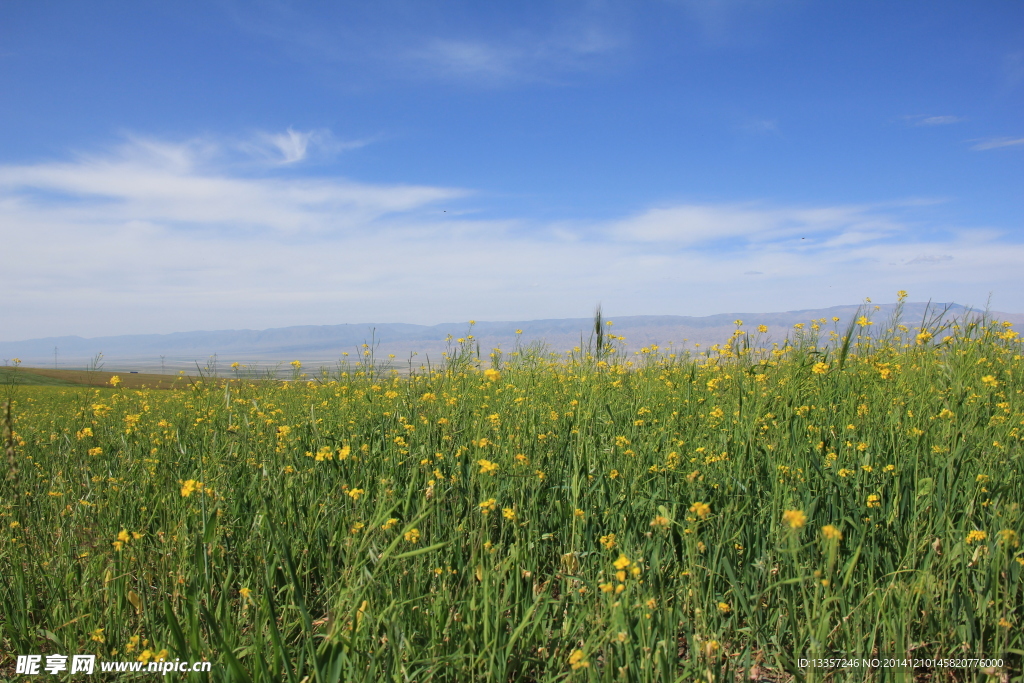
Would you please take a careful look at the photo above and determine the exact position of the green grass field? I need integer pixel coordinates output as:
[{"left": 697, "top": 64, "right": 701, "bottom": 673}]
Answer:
[
  {"left": 1, "top": 304, "right": 1022, "bottom": 681},
  {"left": 0, "top": 367, "right": 83, "bottom": 387}
]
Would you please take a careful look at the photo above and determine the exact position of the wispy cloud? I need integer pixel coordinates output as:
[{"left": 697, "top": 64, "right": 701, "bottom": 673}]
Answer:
[
  {"left": 263, "top": 127, "right": 315, "bottom": 164},
  {"left": 1, "top": 133, "right": 1020, "bottom": 338},
  {"left": 905, "top": 254, "right": 953, "bottom": 265},
  {"left": 236, "top": 128, "right": 372, "bottom": 166},
  {"left": 903, "top": 114, "right": 965, "bottom": 126},
  {"left": 919, "top": 115, "right": 964, "bottom": 126},
  {"left": 412, "top": 40, "right": 520, "bottom": 82},
  {"left": 604, "top": 203, "right": 905, "bottom": 247},
  {"left": 406, "top": 27, "right": 620, "bottom": 85},
  {"left": 225, "top": 2, "right": 622, "bottom": 87},
  {"left": 970, "top": 136, "right": 1024, "bottom": 151},
  {"left": 0, "top": 131, "right": 464, "bottom": 236}
]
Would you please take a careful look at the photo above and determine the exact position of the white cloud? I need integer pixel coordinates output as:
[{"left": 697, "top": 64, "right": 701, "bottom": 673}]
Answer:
[
  {"left": 971, "top": 137, "right": 1024, "bottom": 151},
  {"left": 917, "top": 115, "right": 964, "bottom": 126},
  {"left": 905, "top": 254, "right": 954, "bottom": 265},
  {"left": 225, "top": 2, "right": 621, "bottom": 88},
  {"left": 407, "top": 27, "right": 620, "bottom": 85},
  {"left": 414, "top": 40, "right": 519, "bottom": 82},
  {"left": 253, "top": 128, "right": 314, "bottom": 164},
  {"left": 1, "top": 133, "right": 1021, "bottom": 339},
  {"left": 604, "top": 203, "right": 903, "bottom": 246},
  {"left": 901, "top": 114, "right": 965, "bottom": 127},
  {"left": 234, "top": 128, "right": 372, "bottom": 166},
  {"left": 0, "top": 132, "right": 463, "bottom": 235}
]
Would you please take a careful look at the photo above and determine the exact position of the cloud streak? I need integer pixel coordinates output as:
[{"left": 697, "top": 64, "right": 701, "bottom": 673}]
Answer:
[
  {"left": 226, "top": 2, "right": 622, "bottom": 87},
  {"left": 405, "top": 25, "right": 620, "bottom": 85},
  {"left": 603, "top": 203, "right": 905, "bottom": 247},
  {"left": 237, "top": 128, "right": 370, "bottom": 165},
  {"left": 0, "top": 132, "right": 463, "bottom": 235},
  {"left": 971, "top": 136, "right": 1024, "bottom": 151},
  {"left": 901, "top": 114, "right": 965, "bottom": 126},
  {"left": 918, "top": 116, "right": 964, "bottom": 126}
]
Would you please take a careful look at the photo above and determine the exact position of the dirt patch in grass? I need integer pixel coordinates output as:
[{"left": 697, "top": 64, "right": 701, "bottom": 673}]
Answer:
[{"left": 2, "top": 367, "right": 191, "bottom": 390}]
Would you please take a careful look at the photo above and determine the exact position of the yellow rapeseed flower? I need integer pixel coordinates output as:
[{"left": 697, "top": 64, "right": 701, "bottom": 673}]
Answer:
[
  {"left": 822, "top": 524, "right": 842, "bottom": 541},
  {"left": 966, "top": 530, "right": 987, "bottom": 544},
  {"left": 997, "top": 529, "right": 1018, "bottom": 547},
  {"left": 689, "top": 501, "right": 711, "bottom": 519},
  {"left": 568, "top": 649, "right": 589, "bottom": 670},
  {"left": 404, "top": 528, "right": 421, "bottom": 543},
  {"left": 650, "top": 515, "right": 670, "bottom": 529},
  {"left": 782, "top": 509, "right": 807, "bottom": 529}
]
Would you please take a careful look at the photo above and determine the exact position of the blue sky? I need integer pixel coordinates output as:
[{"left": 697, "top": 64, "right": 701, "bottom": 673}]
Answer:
[{"left": 1, "top": 0, "right": 1022, "bottom": 339}]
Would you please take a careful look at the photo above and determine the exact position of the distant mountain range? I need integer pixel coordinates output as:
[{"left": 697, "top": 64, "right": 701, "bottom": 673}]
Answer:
[{"left": 3, "top": 302, "right": 1020, "bottom": 372}]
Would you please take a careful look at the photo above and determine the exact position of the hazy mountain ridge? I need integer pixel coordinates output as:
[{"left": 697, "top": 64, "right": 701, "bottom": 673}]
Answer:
[{"left": 4, "top": 303, "right": 1021, "bottom": 371}]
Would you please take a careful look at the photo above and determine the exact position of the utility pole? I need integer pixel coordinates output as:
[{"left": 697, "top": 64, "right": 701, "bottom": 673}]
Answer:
[{"left": 54, "top": 346, "right": 59, "bottom": 369}]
